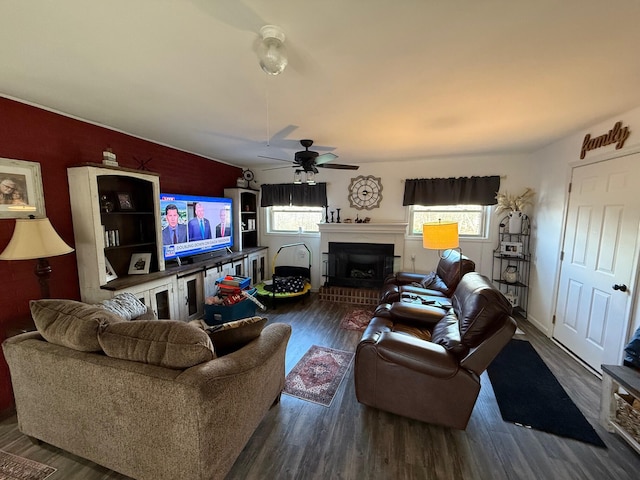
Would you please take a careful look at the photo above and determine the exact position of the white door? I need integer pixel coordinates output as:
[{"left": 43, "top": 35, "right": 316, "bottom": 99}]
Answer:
[{"left": 553, "top": 153, "right": 640, "bottom": 372}]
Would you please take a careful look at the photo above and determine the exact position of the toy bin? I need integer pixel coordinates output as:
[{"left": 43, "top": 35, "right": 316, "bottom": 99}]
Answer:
[{"left": 203, "top": 288, "right": 257, "bottom": 325}]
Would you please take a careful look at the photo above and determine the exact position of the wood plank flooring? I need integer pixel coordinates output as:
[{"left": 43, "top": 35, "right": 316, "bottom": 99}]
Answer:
[{"left": 1, "top": 294, "right": 639, "bottom": 479}]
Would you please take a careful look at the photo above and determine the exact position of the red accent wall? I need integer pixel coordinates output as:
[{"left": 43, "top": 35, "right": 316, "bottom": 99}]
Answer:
[{"left": 0, "top": 97, "right": 241, "bottom": 413}]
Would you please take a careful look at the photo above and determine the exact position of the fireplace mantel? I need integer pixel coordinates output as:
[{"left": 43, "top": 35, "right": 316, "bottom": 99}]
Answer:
[
  {"left": 319, "top": 223, "right": 408, "bottom": 264},
  {"left": 318, "top": 223, "right": 408, "bottom": 235}
]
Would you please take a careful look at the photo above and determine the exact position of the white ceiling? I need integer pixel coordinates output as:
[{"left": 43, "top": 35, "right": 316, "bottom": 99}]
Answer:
[{"left": 2, "top": 0, "right": 640, "bottom": 171}]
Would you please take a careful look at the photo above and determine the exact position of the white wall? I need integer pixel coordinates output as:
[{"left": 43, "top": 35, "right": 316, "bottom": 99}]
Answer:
[
  {"left": 257, "top": 152, "right": 535, "bottom": 293},
  {"left": 529, "top": 104, "right": 640, "bottom": 338}
]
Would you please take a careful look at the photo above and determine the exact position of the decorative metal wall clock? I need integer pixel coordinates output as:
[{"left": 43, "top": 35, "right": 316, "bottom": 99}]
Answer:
[{"left": 348, "top": 175, "right": 383, "bottom": 210}]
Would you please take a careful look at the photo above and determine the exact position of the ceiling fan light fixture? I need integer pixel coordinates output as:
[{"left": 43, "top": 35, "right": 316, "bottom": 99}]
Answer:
[
  {"left": 293, "top": 170, "right": 303, "bottom": 184},
  {"left": 306, "top": 171, "right": 316, "bottom": 185},
  {"left": 258, "top": 25, "right": 288, "bottom": 75}
]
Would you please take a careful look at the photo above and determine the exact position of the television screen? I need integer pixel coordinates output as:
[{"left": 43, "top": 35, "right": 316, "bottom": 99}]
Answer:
[{"left": 159, "top": 193, "right": 233, "bottom": 262}]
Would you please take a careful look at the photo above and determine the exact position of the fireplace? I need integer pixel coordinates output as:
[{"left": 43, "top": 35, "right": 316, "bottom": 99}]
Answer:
[{"left": 327, "top": 242, "right": 394, "bottom": 288}]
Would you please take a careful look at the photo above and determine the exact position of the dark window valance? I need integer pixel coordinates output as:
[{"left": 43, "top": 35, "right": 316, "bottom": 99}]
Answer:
[
  {"left": 402, "top": 176, "right": 500, "bottom": 206},
  {"left": 261, "top": 182, "right": 327, "bottom": 207}
]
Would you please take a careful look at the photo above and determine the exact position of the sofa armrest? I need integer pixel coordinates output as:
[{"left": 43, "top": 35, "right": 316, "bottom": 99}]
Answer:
[
  {"left": 392, "top": 271, "right": 432, "bottom": 285},
  {"left": 388, "top": 302, "right": 448, "bottom": 326},
  {"left": 375, "top": 332, "right": 459, "bottom": 378}
]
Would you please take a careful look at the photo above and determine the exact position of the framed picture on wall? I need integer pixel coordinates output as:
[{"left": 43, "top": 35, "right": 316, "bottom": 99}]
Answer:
[
  {"left": 128, "top": 253, "right": 151, "bottom": 275},
  {"left": 0, "top": 158, "right": 46, "bottom": 218},
  {"left": 500, "top": 241, "right": 523, "bottom": 257}
]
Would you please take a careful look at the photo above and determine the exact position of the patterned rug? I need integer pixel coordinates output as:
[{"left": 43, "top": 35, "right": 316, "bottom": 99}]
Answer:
[
  {"left": 340, "top": 308, "right": 374, "bottom": 331},
  {"left": 0, "top": 450, "right": 56, "bottom": 480},
  {"left": 283, "top": 345, "right": 355, "bottom": 407}
]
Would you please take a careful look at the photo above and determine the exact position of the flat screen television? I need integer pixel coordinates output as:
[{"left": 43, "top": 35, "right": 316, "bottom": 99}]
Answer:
[{"left": 159, "top": 193, "right": 233, "bottom": 263}]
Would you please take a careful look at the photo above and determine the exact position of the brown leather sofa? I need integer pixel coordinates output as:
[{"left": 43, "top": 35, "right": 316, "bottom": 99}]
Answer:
[
  {"left": 355, "top": 272, "right": 516, "bottom": 429},
  {"left": 379, "top": 249, "right": 475, "bottom": 303}
]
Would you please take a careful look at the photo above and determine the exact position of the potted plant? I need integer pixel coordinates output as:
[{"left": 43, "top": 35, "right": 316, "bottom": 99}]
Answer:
[{"left": 495, "top": 187, "right": 535, "bottom": 234}]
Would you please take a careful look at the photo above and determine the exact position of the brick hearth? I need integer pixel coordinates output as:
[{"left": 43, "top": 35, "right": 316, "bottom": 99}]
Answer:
[{"left": 318, "top": 286, "right": 380, "bottom": 305}]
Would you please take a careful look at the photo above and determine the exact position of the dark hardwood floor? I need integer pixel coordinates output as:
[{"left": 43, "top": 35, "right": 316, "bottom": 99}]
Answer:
[{"left": 1, "top": 294, "right": 639, "bottom": 479}]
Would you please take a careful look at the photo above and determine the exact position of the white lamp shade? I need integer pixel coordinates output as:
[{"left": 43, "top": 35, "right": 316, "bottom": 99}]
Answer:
[
  {"left": 423, "top": 222, "right": 459, "bottom": 250},
  {"left": 0, "top": 217, "right": 74, "bottom": 260}
]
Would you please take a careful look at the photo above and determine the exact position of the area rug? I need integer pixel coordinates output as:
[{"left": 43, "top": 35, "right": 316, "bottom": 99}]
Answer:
[
  {"left": 0, "top": 449, "right": 56, "bottom": 480},
  {"left": 340, "top": 308, "right": 374, "bottom": 331},
  {"left": 487, "top": 339, "right": 606, "bottom": 447},
  {"left": 283, "top": 345, "right": 354, "bottom": 407}
]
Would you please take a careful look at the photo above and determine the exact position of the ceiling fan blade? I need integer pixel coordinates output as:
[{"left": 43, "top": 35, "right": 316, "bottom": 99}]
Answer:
[
  {"left": 317, "top": 163, "right": 360, "bottom": 170},
  {"left": 315, "top": 153, "right": 338, "bottom": 165},
  {"left": 262, "top": 165, "right": 296, "bottom": 171},
  {"left": 258, "top": 155, "right": 292, "bottom": 163}
]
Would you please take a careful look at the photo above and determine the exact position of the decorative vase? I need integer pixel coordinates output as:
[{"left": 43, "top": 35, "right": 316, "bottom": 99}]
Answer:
[
  {"left": 502, "top": 265, "right": 518, "bottom": 284},
  {"left": 508, "top": 211, "right": 523, "bottom": 234}
]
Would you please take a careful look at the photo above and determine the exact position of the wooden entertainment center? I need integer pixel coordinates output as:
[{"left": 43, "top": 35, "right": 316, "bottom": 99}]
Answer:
[{"left": 67, "top": 164, "right": 267, "bottom": 321}]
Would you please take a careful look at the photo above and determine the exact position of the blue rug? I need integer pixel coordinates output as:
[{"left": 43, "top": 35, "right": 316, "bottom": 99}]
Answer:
[{"left": 487, "top": 339, "right": 606, "bottom": 447}]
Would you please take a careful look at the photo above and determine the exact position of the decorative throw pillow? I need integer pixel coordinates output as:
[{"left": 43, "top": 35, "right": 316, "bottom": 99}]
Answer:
[
  {"left": 30, "top": 299, "right": 124, "bottom": 352},
  {"left": 98, "top": 320, "right": 215, "bottom": 369},
  {"left": 100, "top": 292, "right": 148, "bottom": 320},
  {"left": 205, "top": 316, "right": 267, "bottom": 356}
]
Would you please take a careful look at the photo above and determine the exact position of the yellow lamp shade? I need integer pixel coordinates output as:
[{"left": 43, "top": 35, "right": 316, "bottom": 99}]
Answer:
[{"left": 422, "top": 222, "right": 459, "bottom": 250}]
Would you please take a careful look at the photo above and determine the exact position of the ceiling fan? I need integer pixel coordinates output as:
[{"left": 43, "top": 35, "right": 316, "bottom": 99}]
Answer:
[{"left": 260, "top": 139, "right": 359, "bottom": 173}]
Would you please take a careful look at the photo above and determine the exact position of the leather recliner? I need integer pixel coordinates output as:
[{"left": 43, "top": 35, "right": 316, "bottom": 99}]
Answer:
[
  {"left": 379, "top": 249, "right": 475, "bottom": 304},
  {"left": 355, "top": 272, "right": 516, "bottom": 430}
]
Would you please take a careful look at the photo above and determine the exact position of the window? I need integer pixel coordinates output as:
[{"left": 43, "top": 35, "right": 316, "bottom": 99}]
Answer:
[
  {"left": 267, "top": 206, "right": 324, "bottom": 233},
  {"left": 410, "top": 205, "right": 488, "bottom": 238}
]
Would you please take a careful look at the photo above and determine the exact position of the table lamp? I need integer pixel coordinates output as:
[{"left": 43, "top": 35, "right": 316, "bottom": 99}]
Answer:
[{"left": 0, "top": 216, "right": 74, "bottom": 298}]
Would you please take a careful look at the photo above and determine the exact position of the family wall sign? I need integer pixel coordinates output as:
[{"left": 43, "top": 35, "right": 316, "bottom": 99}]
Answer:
[{"left": 580, "top": 121, "right": 631, "bottom": 159}]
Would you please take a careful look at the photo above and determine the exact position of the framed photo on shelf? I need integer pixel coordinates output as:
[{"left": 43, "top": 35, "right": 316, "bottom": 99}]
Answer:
[
  {"left": 500, "top": 241, "right": 523, "bottom": 257},
  {"left": 0, "top": 158, "right": 46, "bottom": 219},
  {"left": 105, "top": 257, "right": 118, "bottom": 282},
  {"left": 128, "top": 253, "right": 151, "bottom": 275},
  {"left": 117, "top": 192, "right": 134, "bottom": 210}
]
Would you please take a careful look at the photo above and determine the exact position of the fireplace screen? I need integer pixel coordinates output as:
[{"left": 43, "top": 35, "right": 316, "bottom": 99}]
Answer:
[{"left": 326, "top": 242, "right": 394, "bottom": 288}]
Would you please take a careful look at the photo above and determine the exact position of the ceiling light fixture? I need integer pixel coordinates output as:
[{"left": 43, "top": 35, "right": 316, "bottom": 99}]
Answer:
[
  {"left": 257, "top": 25, "right": 288, "bottom": 75},
  {"left": 306, "top": 171, "right": 316, "bottom": 185},
  {"left": 294, "top": 170, "right": 303, "bottom": 184}
]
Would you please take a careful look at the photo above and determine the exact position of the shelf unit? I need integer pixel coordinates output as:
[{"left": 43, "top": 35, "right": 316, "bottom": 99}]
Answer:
[
  {"left": 224, "top": 188, "right": 260, "bottom": 252},
  {"left": 491, "top": 215, "right": 531, "bottom": 318},
  {"left": 68, "top": 164, "right": 164, "bottom": 304},
  {"left": 600, "top": 364, "right": 640, "bottom": 455}
]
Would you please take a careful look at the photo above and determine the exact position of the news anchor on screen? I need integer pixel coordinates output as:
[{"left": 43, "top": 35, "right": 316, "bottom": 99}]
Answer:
[
  {"left": 215, "top": 208, "right": 230, "bottom": 238},
  {"left": 187, "top": 202, "right": 212, "bottom": 240},
  {"left": 162, "top": 204, "right": 187, "bottom": 244}
]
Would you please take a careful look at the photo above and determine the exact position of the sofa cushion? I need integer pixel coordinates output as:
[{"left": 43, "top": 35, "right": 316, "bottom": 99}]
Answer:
[
  {"left": 453, "top": 273, "right": 512, "bottom": 348},
  {"left": 204, "top": 316, "right": 267, "bottom": 356},
  {"left": 392, "top": 323, "right": 432, "bottom": 342},
  {"left": 98, "top": 320, "right": 215, "bottom": 369},
  {"left": 99, "top": 292, "right": 148, "bottom": 320},
  {"left": 430, "top": 312, "right": 466, "bottom": 357},
  {"left": 30, "top": 299, "right": 124, "bottom": 352},
  {"left": 189, "top": 316, "right": 267, "bottom": 356},
  {"left": 419, "top": 272, "right": 445, "bottom": 291}
]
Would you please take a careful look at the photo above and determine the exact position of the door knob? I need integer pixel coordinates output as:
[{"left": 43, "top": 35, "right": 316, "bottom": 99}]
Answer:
[{"left": 613, "top": 284, "right": 628, "bottom": 292}]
